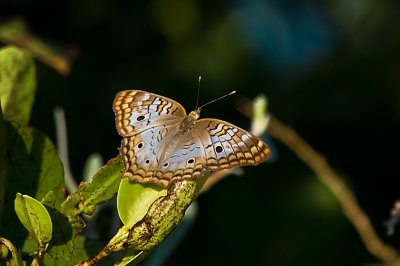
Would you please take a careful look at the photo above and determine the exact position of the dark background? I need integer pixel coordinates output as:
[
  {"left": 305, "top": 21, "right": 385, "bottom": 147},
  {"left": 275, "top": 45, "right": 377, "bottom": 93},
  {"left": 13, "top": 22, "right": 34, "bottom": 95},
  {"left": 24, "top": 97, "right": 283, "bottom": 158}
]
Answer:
[{"left": 2, "top": 0, "right": 400, "bottom": 265}]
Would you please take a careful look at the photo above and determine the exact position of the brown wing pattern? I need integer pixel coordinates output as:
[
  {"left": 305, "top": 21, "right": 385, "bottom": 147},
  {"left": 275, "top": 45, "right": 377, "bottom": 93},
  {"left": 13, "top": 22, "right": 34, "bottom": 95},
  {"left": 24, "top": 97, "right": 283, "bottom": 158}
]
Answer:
[
  {"left": 196, "top": 119, "right": 270, "bottom": 171},
  {"left": 120, "top": 129, "right": 208, "bottom": 187},
  {"left": 113, "top": 90, "right": 186, "bottom": 137},
  {"left": 114, "top": 90, "right": 271, "bottom": 188}
]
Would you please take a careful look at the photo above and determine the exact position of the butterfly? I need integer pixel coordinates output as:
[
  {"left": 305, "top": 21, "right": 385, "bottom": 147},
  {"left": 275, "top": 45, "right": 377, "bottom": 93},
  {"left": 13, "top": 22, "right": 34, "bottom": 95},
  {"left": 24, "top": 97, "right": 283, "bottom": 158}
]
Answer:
[{"left": 113, "top": 90, "right": 271, "bottom": 187}]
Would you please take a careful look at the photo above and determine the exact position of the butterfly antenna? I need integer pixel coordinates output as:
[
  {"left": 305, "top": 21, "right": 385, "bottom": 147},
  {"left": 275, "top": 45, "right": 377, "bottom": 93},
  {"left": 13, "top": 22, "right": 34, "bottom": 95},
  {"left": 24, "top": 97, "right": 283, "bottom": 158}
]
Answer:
[
  {"left": 195, "top": 75, "right": 202, "bottom": 109},
  {"left": 199, "top": 90, "right": 236, "bottom": 109}
]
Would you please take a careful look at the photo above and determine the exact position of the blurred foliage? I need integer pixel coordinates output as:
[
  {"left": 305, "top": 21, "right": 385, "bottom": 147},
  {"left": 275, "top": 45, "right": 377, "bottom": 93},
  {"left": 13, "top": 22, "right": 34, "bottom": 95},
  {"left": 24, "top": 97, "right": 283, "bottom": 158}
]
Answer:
[{"left": 1, "top": 0, "right": 400, "bottom": 265}]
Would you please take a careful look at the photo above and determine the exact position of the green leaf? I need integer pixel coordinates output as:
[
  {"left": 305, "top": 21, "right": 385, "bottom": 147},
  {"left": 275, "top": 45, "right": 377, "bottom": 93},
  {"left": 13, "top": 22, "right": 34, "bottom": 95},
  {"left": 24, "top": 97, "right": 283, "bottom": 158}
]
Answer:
[
  {"left": 39, "top": 190, "right": 78, "bottom": 262},
  {"left": 251, "top": 94, "right": 269, "bottom": 136},
  {"left": 53, "top": 156, "right": 122, "bottom": 259},
  {"left": 117, "top": 179, "right": 167, "bottom": 228},
  {"left": 0, "top": 45, "right": 36, "bottom": 124},
  {"left": 60, "top": 157, "right": 122, "bottom": 218},
  {"left": 14, "top": 193, "right": 53, "bottom": 245},
  {"left": 0, "top": 121, "right": 65, "bottom": 240},
  {"left": 132, "top": 175, "right": 208, "bottom": 251}
]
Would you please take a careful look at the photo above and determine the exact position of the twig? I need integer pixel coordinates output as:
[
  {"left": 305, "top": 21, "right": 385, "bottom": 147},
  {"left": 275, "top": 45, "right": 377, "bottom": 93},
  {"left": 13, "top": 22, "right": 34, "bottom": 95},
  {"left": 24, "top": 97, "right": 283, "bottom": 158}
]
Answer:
[
  {"left": 201, "top": 170, "right": 233, "bottom": 193},
  {"left": 54, "top": 107, "right": 78, "bottom": 192},
  {"left": 266, "top": 115, "right": 398, "bottom": 264}
]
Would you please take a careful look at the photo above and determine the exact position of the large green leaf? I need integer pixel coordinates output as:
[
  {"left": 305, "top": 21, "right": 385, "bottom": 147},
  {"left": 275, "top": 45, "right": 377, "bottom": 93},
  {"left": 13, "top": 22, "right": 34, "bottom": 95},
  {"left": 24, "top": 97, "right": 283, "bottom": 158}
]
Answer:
[
  {"left": 0, "top": 45, "right": 36, "bottom": 124},
  {"left": 14, "top": 193, "right": 53, "bottom": 246},
  {"left": 0, "top": 121, "right": 65, "bottom": 240},
  {"left": 0, "top": 45, "right": 45, "bottom": 235}
]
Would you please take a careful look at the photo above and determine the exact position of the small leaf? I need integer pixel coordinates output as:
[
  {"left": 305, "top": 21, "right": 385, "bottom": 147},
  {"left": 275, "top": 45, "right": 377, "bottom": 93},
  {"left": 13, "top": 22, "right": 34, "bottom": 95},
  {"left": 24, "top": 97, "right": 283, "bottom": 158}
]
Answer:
[
  {"left": 60, "top": 157, "right": 122, "bottom": 218},
  {"left": 0, "top": 45, "right": 36, "bottom": 124},
  {"left": 14, "top": 193, "right": 53, "bottom": 245},
  {"left": 251, "top": 94, "right": 269, "bottom": 136},
  {"left": 39, "top": 190, "right": 81, "bottom": 261},
  {"left": 117, "top": 179, "right": 167, "bottom": 228}
]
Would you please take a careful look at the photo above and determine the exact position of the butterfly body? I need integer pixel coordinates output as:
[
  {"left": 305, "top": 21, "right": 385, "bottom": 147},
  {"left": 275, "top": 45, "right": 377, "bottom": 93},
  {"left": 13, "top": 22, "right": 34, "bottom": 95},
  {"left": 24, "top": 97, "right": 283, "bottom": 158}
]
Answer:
[
  {"left": 179, "top": 110, "right": 200, "bottom": 132},
  {"left": 113, "top": 90, "right": 270, "bottom": 187}
]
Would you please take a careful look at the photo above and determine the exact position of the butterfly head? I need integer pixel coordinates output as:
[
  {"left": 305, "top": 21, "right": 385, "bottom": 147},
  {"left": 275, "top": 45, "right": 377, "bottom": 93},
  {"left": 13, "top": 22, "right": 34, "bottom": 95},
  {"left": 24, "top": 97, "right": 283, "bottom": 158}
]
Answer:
[
  {"left": 180, "top": 90, "right": 235, "bottom": 132},
  {"left": 180, "top": 108, "right": 201, "bottom": 132},
  {"left": 189, "top": 108, "right": 201, "bottom": 120}
]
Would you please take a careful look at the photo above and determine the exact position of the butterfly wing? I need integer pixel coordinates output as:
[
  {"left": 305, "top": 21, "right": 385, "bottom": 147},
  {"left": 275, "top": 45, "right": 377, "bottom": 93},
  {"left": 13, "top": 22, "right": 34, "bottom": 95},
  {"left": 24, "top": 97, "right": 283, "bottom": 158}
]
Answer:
[
  {"left": 113, "top": 90, "right": 187, "bottom": 137},
  {"left": 114, "top": 90, "right": 188, "bottom": 186},
  {"left": 114, "top": 90, "right": 270, "bottom": 187},
  {"left": 121, "top": 125, "right": 210, "bottom": 187},
  {"left": 194, "top": 118, "right": 270, "bottom": 171},
  {"left": 131, "top": 118, "right": 271, "bottom": 187},
  {"left": 120, "top": 123, "right": 185, "bottom": 187}
]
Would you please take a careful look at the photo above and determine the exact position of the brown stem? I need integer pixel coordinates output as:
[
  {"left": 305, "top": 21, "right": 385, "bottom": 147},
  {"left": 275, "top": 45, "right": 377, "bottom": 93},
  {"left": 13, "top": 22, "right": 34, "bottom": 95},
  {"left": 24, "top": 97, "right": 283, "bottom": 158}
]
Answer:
[
  {"left": 201, "top": 170, "right": 233, "bottom": 193},
  {"left": 267, "top": 115, "right": 398, "bottom": 263},
  {"left": 30, "top": 243, "right": 46, "bottom": 266}
]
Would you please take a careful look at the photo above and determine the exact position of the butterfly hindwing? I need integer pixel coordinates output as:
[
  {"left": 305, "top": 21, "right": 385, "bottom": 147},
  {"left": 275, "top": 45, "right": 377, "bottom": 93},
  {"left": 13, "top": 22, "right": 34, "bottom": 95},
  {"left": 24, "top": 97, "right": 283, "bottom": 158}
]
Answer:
[
  {"left": 121, "top": 122, "right": 210, "bottom": 187},
  {"left": 154, "top": 134, "right": 208, "bottom": 184},
  {"left": 120, "top": 122, "right": 182, "bottom": 187}
]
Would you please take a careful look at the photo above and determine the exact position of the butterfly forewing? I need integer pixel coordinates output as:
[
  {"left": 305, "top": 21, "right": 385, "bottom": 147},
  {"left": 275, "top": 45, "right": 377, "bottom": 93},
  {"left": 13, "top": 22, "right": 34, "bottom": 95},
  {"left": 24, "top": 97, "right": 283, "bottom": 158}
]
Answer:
[{"left": 113, "top": 90, "right": 187, "bottom": 137}]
